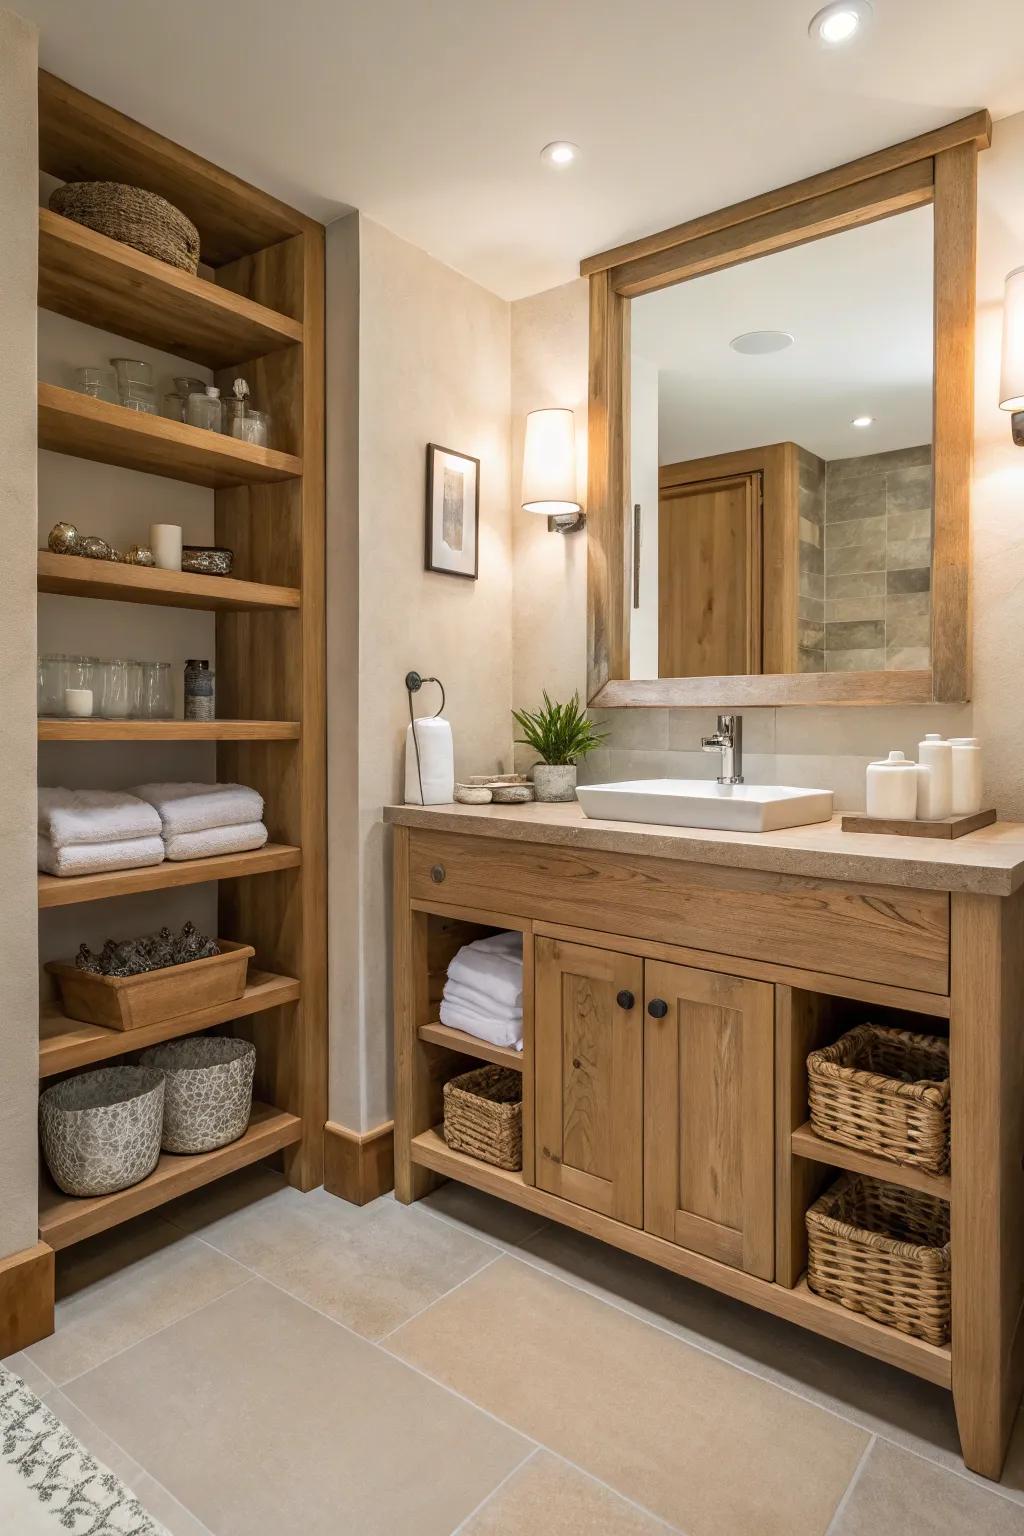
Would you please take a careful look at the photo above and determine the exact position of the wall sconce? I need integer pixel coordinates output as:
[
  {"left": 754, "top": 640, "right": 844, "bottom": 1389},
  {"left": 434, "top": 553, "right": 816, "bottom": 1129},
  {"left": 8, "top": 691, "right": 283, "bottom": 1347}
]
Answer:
[
  {"left": 521, "top": 408, "right": 585, "bottom": 533},
  {"left": 999, "top": 265, "right": 1024, "bottom": 445}
]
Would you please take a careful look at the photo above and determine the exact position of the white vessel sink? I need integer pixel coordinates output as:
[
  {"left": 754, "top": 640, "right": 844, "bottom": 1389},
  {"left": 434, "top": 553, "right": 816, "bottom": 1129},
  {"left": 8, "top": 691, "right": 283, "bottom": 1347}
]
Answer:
[{"left": 576, "top": 779, "right": 834, "bottom": 833}]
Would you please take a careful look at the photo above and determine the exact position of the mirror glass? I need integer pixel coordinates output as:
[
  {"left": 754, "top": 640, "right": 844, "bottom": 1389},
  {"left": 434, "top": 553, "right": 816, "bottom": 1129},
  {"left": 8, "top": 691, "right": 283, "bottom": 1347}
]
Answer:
[{"left": 629, "top": 205, "right": 934, "bottom": 679}]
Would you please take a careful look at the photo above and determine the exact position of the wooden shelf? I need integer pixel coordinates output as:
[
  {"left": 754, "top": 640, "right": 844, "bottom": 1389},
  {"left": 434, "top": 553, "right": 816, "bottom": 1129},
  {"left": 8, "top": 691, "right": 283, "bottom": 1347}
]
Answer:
[
  {"left": 39, "top": 1101, "right": 302, "bottom": 1250},
  {"left": 38, "top": 209, "right": 303, "bottom": 369},
  {"left": 791, "top": 1122, "right": 951, "bottom": 1201},
  {"left": 418, "top": 1020, "right": 523, "bottom": 1071},
  {"left": 38, "top": 843, "right": 301, "bottom": 908},
  {"left": 38, "top": 383, "right": 302, "bottom": 489},
  {"left": 40, "top": 968, "right": 300, "bottom": 1077},
  {"left": 410, "top": 1127, "right": 952, "bottom": 1388},
  {"left": 39, "top": 719, "right": 299, "bottom": 742},
  {"left": 38, "top": 551, "right": 299, "bottom": 613}
]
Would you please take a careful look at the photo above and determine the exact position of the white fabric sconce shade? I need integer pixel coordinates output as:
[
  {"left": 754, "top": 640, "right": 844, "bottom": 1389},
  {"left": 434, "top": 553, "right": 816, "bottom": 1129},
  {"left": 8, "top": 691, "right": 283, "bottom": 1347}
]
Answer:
[
  {"left": 522, "top": 408, "right": 584, "bottom": 531},
  {"left": 999, "top": 267, "right": 1024, "bottom": 444}
]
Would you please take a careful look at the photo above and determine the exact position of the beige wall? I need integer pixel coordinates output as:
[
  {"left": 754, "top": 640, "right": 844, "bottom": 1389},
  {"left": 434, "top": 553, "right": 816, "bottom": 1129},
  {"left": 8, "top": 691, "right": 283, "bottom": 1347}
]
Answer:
[
  {"left": 0, "top": 7, "right": 40, "bottom": 1259},
  {"left": 509, "top": 113, "right": 1024, "bottom": 815},
  {"left": 327, "top": 215, "right": 513, "bottom": 1129}
]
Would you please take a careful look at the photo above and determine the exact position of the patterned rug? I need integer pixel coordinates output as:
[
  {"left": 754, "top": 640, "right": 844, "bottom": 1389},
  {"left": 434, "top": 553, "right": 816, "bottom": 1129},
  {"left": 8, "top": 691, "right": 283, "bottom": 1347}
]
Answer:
[{"left": 0, "top": 1362, "right": 168, "bottom": 1534}]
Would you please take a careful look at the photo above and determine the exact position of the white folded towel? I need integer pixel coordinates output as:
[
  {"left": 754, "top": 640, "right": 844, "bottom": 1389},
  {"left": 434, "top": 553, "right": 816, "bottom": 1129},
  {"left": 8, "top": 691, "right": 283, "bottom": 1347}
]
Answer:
[
  {"left": 443, "top": 977, "right": 522, "bottom": 1021},
  {"left": 447, "top": 931, "right": 523, "bottom": 1010},
  {"left": 131, "top": 782, "right": 265, "bottom": 837},
  {"left": 439, "top": 998, "right": 523, "bottom": 1051},
  {"left": 38, "top": 787, "right": 161, "bottom": 848},
  {"left": 38, "top": 834, "right": 165, "bottom": 878},
  {"left": 163, "top": 821, "right": 268, "bottom": 862}
]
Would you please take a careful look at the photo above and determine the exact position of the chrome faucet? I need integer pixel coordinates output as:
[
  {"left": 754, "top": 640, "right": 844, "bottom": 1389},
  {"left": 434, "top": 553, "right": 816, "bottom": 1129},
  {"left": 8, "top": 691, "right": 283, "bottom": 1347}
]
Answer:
[{"left": 701, "top": 714, "right": 743, "bottom": 784}]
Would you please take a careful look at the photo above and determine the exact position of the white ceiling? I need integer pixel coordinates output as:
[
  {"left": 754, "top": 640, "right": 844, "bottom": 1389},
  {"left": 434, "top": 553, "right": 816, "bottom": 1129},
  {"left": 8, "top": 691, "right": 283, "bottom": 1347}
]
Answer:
[
  {"left": 633, "top": 206, "right": 935, "bottom": 463},
  {"left": 15, "top": 0, "right": 1024, "bottom": 299}
]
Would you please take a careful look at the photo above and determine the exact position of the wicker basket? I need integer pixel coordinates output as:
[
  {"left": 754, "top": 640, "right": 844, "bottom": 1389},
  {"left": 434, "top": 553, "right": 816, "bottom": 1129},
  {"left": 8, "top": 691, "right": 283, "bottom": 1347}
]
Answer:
[
  {"left": 806, "top": 1172, "right": 951, "bottom": 1345},
  {"left": 807, "top": 1024, "right": 950, "bottom": 1174},
  {"left": 49, "top": 182, "right": 201, "bottom": 273},
  {"left": 443, "top": 1065, "right": 522, "bottom": 1171}
]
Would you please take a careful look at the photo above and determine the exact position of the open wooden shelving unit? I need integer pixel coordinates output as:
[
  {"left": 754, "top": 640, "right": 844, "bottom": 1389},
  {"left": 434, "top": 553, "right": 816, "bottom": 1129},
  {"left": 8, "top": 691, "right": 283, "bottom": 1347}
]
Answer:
[
  {"left": 790, "top": 1120, "right": 951, "bottom": 1201},
  {"left": 34, "top": 69, "right": 327, "bottom": 1255},
  {"left": 418, "top": 1019, "right": 524, "bottom": 1072}
]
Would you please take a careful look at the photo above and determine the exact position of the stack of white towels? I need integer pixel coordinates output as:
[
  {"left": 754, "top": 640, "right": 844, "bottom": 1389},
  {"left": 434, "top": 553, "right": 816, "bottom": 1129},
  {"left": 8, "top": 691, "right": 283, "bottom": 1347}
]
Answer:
[
  {"left": 133, "top": 783, "right": 267, "bottom": 861},
  {"left": 37, "top": 783, "right": 267, "bottom": 876},
  {"left": 440, "top": 931, "right": 523, "bottom": 1052},
  {"left": 38, "top": 788, "right": 164, "bottom": 878}
]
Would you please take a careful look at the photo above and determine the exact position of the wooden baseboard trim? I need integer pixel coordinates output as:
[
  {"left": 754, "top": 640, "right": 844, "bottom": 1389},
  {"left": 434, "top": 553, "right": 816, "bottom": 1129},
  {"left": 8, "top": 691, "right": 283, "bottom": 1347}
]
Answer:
[
  {"left": 323, "top": 1120, "right": 395, "bottom": 1206},
  {"left": 0, "top": 1240, "right": 55, "bottom": 1357}
]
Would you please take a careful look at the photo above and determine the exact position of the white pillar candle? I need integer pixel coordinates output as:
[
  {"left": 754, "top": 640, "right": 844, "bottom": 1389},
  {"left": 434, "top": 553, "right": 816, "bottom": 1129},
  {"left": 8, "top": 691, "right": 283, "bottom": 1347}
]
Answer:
[
  {"left": 64, "top": 687, "right": 93, "bottom": 717},
  {"left": 150, "top": 523, "right": 183, "bottom": 572}
]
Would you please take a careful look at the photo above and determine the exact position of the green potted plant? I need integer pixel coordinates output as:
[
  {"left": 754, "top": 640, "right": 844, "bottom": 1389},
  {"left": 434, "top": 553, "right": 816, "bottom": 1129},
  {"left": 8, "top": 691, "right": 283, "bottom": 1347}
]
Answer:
[{"left": 512, "top": 691, "right": 606, "bottom": 802}]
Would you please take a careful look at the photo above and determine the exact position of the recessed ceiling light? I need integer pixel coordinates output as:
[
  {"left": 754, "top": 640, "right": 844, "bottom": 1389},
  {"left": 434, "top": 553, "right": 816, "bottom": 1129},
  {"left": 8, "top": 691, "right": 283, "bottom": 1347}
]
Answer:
[
  {"left": 540, "top": 141, "right": 579, "bottom": 167},
  {"left": 808, "top": 1, "right": 871, "bottom": 45},
  {"left": 730, "top": 330, "right": 795, "bottom": 355},
  {"left": 851, "top": 415, "right": 875, "bottom": 428}
]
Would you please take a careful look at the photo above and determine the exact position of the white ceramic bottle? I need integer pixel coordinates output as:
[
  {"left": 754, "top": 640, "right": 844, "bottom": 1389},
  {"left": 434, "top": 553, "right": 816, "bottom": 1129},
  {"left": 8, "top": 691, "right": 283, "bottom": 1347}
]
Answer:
[
  {"left": 947, "top": 736, "right": 983, "bottom": 815},
  {"left": 866, "top": 751, "right": 919, "bottom": 819},
  {"left": 404, "top": 715, "right": 455, "bottom": 805},
  {"left": 917, "top": 734, "right": 952, "bottom": 820}
]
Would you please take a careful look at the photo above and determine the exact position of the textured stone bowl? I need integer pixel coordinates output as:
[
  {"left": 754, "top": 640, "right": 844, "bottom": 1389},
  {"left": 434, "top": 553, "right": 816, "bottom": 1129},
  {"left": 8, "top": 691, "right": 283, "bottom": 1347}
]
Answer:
[
  {"left": 140, "top": 1037, "right": 255, "bottom": 1154},
  {"left": 40, "top": 1066, "right": 164, "bottom": 1197}
]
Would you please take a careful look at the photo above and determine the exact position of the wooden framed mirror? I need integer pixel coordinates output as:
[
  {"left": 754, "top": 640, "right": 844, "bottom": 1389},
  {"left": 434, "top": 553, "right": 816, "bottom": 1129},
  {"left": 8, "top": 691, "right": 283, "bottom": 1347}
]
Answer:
[{"left": 584, "top": 112, "right": 991, "bottom": 708}]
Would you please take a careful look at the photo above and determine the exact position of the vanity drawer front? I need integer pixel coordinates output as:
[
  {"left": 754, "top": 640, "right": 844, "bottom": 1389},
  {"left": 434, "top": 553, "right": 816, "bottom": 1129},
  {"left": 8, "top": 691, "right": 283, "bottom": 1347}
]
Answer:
[{"left": 408, "top": 831, "right": 950, "bottom": 995}]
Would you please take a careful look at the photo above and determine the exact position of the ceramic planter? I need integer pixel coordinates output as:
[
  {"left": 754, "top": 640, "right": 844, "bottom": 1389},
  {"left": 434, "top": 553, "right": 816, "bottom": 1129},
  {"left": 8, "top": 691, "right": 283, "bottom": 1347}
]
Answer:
[{"left": 532, "top": 764, "right": 577, "bottom": 802}]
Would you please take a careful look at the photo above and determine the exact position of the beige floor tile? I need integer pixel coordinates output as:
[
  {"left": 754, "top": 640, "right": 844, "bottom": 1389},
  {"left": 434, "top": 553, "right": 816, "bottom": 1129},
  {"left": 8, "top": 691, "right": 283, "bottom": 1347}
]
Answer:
[
  {"left": 831, "top": 1440, "right": 1024, "bottom": 1534},
  {"left": 27, "top": 1215, "right": 248, "bottom": 1385},
  {"left": 460, "top": 1451, "right": 677, "bottom": 1535},
  {"left": 518, "top": 1222, "right": 1024, "bottom": 1503},
  {"left": 419, "top": 1181, "right": 550, "bottom": 1250},
  {"left": 41, "top": 1387, "right": 146, "bottom": 1486},
  {"left": 130, "top": 1476, "right": 214, "bottom": 1536},
  {"left": 162, "top": 1162, "right": 362, "bottom": 1268},
  {"left": 388, "top": 1257, "right": 866, "bottom": 1536},
  {"left": 2, "top": 1350, "right": 52, "bottom": 1396},
  {"left": 253, "top": 1195, "right": 500, "bottom": 1339},
  {"left": 65, "top": 1279, "right": 529, "bottom": 1536}
]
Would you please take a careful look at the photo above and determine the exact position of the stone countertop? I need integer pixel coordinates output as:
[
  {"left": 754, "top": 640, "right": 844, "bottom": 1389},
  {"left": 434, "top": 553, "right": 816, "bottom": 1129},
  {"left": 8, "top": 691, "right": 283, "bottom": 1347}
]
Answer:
[{"left": 384, "top": 800, "right": 1024, "bottom": 897}]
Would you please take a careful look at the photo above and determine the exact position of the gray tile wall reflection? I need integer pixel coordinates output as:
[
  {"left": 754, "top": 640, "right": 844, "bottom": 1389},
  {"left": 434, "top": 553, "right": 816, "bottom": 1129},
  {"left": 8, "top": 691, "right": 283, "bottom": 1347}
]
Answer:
[
  {"left": 823, "top": 444, "right": 932, "bottom": 672},
  {"left": 797, "top": 448, "right": 825, "bottom": 673}
]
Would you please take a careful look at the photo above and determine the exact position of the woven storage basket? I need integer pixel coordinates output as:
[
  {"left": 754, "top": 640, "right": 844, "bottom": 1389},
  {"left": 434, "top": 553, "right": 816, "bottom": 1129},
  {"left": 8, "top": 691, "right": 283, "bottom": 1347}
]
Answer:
[
  {"left": 806, "top": 1172, "right": 951, "bottom": 1345},
  {"left": 443, "top": 1065, "right": 522, "bottom": 1171},
  {"left": 807, "top": 1024, "right": 950, "bottom": 1174},
  {"left": 49, "top": 182, "right": 201, "bottom": 273}
]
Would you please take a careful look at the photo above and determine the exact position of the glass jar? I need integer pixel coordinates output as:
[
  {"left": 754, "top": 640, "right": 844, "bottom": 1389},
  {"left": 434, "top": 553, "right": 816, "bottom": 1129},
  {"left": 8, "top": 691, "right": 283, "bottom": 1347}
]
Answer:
[
  {"left": 110, "top": 358, "right": 156, "bottom": 414},
  {"left": 126, "top": 660, "right": 144, "bottom": 719},
  {"left": 38, "top": 654, "right": 67, "bottom": 716},
  {"left": 231, "top": 408, "right": 269, "bottom": 448},
  {"left": 184, "top": 658, "right": 215, "bottom": 721},
  {"left": 186, "top": 387, "right": 223, "bottom": 433},
  {"left": 98, "top": 659, "right": 132, "bottom": 719},
  {"left": 222, "top": 396, "right": 247, "bottom": 437},
  {"left": 71, "top": 366, "right": 117, "bottom": 404},
  {"left": 163, "top": 376, "right": 208, "bottom": 422},
  {"left": 140, "top": 661, "right": 173, "bottom": 719},
  {"left": 64, "top": 655, "right": 98, "bottom": 694}
]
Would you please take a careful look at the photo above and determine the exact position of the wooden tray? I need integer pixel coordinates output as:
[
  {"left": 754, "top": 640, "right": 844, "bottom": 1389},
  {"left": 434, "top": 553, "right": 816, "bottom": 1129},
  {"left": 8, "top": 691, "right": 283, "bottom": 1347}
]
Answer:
[
  {"left": 46, "top": 940, "right": 254, "bottom": 1031},
  {"left": 841, "top": 809, "right": 995, "bottom": 839}
]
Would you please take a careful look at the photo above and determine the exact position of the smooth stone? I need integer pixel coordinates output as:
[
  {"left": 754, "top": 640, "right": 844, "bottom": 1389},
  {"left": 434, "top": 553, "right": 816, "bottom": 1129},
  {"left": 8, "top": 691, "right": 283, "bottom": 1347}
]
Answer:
[{"left": 455, "top": 785, "right": 493, "bottom": 804}]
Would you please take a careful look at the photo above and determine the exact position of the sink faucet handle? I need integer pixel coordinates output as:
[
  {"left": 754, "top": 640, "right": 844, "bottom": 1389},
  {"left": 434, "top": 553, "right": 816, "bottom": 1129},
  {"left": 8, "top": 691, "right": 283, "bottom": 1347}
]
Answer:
[{"left": 702, "top": 713, "right": 743, "bottom": 784}]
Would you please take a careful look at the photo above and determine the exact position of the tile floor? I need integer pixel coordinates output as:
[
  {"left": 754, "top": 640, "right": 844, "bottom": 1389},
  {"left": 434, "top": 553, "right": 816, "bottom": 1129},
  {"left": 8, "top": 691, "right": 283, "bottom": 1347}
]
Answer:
[{"left": 5, "top": 1166, "right": 1024, "bottom": 1535}]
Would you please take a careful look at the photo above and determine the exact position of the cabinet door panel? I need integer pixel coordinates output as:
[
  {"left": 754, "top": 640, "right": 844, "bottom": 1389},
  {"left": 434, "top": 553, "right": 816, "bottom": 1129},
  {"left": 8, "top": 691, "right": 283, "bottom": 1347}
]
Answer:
[
  {"left": 644, "top": 960, "right": 774, "bottom": 1278},
  {"left": 535, "top": 936, "right": 644, "bottom": 1226}
]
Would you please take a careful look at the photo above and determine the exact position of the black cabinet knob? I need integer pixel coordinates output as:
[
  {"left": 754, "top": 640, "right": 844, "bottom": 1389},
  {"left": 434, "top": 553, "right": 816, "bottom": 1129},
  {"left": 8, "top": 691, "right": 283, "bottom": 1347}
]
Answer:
[
  {"left": 647, "top": 998, "right": 669, "bottom": 1019},
  {"left": 429, "top": 864, "right": 446, "bottom": 884},
  {"left": 616, "top": 990, "right": 635, "bottom": 1010}
]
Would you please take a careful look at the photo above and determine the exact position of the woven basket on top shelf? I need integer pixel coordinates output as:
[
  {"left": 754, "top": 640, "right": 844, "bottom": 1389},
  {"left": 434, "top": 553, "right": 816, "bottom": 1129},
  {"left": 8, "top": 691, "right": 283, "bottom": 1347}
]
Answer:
[
  {"left": 443, "top": 1064, "right": 522, "bottom": 1172},
  {"left": 806, "top": 1172, "right": 951, "bottom": 1345},
  {"left": 49, "top": 181, "right": 201, "bottom": 274},
  {"left": 807, "top": 1024, "right": 950, "bottom": 1174}
]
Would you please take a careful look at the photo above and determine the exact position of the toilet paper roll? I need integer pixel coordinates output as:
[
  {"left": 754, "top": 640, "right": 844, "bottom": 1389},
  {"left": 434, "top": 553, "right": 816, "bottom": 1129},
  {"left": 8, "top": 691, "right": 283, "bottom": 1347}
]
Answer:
[{"left": 404, "top": 716, "right": 455, "bottom": 805}]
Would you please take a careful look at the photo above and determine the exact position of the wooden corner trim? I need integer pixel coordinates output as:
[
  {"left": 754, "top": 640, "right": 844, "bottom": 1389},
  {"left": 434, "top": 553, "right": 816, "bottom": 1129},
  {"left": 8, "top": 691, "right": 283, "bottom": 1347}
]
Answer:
[
  {"left": 323, "top": 1120, "right": 395, "bottom": 1206},
  {"left": 0, "top": 1240, "right": 55, "bottom": 1358}
]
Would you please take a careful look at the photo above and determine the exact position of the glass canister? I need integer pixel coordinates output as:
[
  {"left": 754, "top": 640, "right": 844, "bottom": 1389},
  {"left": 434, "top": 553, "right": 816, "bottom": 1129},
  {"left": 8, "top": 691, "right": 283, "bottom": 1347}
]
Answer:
[
  {"left": 163, "top": 375, "right": 208, "bottom": 422},
  {"left": 98, "top": 659, "right": 132, "bottom": 719},
  {"left": 186, "top": 386, "right": 223, "bottom": 432},
  {"left": 140, "top": 661, "right": 174, "bottom": 720},
  {"left": 231, "top": 408, "right": 269, "bottom": 448},
  {"left": 38, "top": 654, "right": 67, "bottom": 716},
  {"left": 110, "top": 358, "right": 156, "bottom": 414},
  {"left": 71, "top": 366, "right": 117, "bottom": 404},
  {"left": 64, "top": 655, "right": 98, "bottom": 694},
  {"left": 184, "top": 658, "right": 215, "bottom": 721}
]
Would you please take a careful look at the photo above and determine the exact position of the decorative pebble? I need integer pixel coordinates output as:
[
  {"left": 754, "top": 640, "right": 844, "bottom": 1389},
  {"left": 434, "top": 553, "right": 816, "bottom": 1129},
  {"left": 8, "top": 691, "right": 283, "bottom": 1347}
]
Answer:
[
  {"left": 491, "top": 784, "right": 534, "bottom": 803},
  {"left": 455, "top": 784, "right": 493, "bottom": 804}
]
